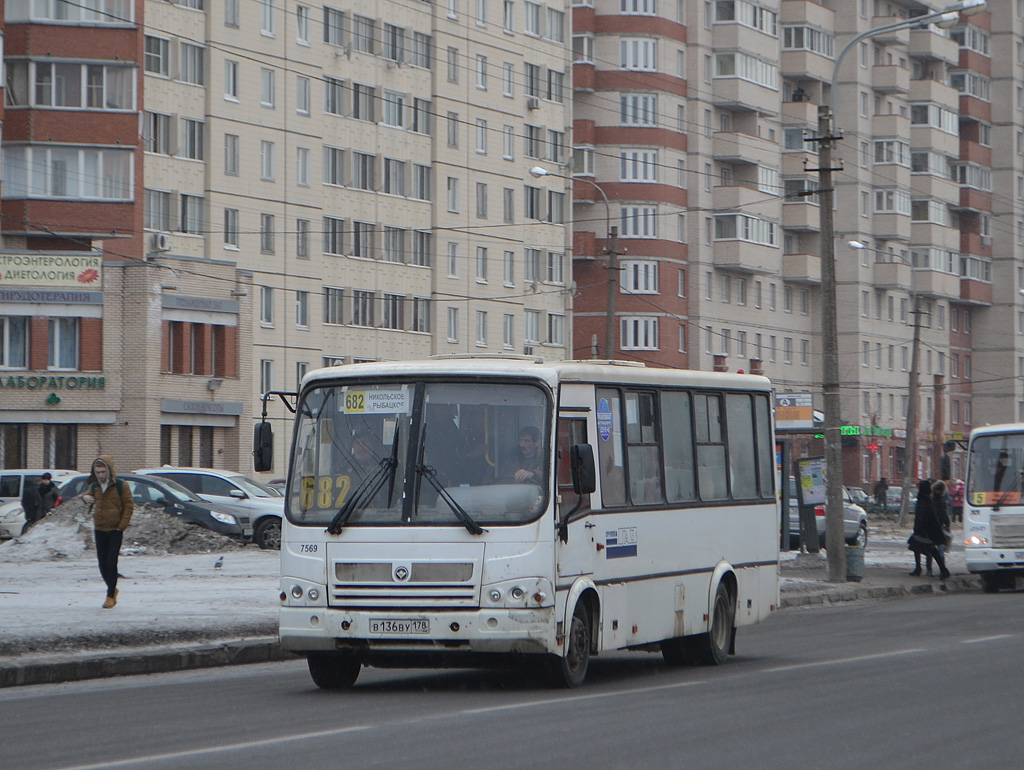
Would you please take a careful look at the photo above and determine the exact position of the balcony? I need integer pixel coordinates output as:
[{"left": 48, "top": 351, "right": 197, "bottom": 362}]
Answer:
[
  {"left": 781, "top": 50, "right": 833, "bottom": 82},
  {"left": 872, "top": 114, "right": 910, "bottom": 138},
  {"left": 873, "top": 65, "right": 910, "bottom": 94},
  {"left": 908, "top": 79, "right": 959, "bottom": 111},
  {"left": 873, "top": 260, "right": 912, "bottom": 290},
  {"left": 713, "top": 184, "right": 775, "bottom": 215},
  {"left": 953, "top": 187, "right": 992, "bottom": 214},
  {"left": 782, "top": 201, "right": 820, "bottom": 232},
  {"left": 914, "top": 269, "right": 960, "bottom": 299},
  {"left": 873, "top": 213, "right": 911, "bottom": 241},
  {"left": 782, "top": 100, "right": 818, "bottom": 126},
  {"left": 909, "top": 27, "right": 959, "bottom": 65},
  {"left": 712, "top": 78, "right": 780, "bottom": 116},
  {"left": 960, "top": 277, "right": 993, "bottom": 306},
  {"left": 713, "top": 131, "right": 777, "bottom": 166},
  {"left": 781, "top": 151, "right": 816, "bottom": 177},
  {"left": 712, "top": 240, "right": 779, "bottom": 274},
  {"left": 910, "top": 173, "right": 959, "bottom": 205},
  {"left": 910, "top": 125, "right": 959, "bottom": 159},
  {"left": 783, "top": 253, "right": 820, "bottom": 285},
  {"left": 871, "top": 17, "right": 910, "bottom": 46}
]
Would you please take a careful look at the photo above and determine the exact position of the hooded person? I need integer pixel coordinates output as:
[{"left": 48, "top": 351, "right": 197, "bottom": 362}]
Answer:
[{"left": 82, "top": 455, "right": 134, "bottom": 608}]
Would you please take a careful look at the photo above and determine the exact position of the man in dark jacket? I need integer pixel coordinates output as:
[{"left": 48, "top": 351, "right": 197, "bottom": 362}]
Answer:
[
  {"left": 22, "top": 473, "right": 59, "bottom": 531},
  {"left": 82, "top": 456, "right": 133, "bottom": 608}
]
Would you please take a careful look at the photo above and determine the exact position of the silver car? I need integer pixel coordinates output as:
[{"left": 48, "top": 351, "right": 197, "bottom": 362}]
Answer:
[
  {"left": 133, "top": 467, "right": 283, "bottom": 549},
  {"left": 786, "top": 478, "right": 868, "bottom": 550}
]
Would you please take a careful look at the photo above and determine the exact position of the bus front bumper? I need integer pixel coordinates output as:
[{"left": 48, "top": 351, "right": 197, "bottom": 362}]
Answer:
[{"left": 279, "top": 606, "right": 556, "bottom": 656}]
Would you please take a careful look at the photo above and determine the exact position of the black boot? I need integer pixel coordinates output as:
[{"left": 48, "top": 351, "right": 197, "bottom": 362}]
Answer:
[{"left": 909, "top": 568, "right": 921, "bottom": 576}]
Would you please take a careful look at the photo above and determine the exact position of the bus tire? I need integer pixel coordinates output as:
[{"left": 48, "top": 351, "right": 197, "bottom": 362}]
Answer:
[
  {"left": 689, "top": 581, "right": 734, "bottom": 666},
  {"left": 254, "top": 517, "right": 282, "bottom": 550},
  {"left": 549, "top": 601, "right": 591, "bottom": 688},
  {"left": 307, "top": 652, "right": 361, "bottom": 689},
  {"left": 981, "top": 572, "right": 1010, "bottom": 593},
  {"left": 660, "top": 637, "right": 690, "bottom": 667}
]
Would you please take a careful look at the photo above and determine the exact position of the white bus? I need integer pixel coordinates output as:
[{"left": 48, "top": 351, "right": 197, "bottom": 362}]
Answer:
[
  {"left": 257, "top": 357, "right": 779, "bottom": 688},
  {"left": 965, "top": 422, "right": 1024, "bottom": 592}
]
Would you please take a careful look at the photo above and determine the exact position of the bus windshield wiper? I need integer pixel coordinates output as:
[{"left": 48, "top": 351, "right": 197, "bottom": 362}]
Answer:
[
  {"left": 992, "top": 469, "right": 1023, "bottom": 512},
  {"left": 416, "top": 463, "right": 485, "bottom": 535},
  {"left": 327, "top": 427, "right": 400, "bottom": 535}
]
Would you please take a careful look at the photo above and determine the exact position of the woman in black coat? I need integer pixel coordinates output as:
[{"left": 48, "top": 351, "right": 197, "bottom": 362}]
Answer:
[{"left": 908, "top": 478, "right": 950, "bottom": 579}]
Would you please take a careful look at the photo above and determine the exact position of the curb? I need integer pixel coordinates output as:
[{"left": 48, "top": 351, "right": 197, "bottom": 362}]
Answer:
[
  {"left": 0, "top": 637, "right": 291, "bottom": 688},
  {"left": 779, "top": 574, "right": 976, "bottom": 608}
]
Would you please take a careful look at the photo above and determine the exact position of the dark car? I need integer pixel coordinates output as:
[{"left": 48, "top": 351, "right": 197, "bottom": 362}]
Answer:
[{"left": 58, "top": 473, "right": 253, "bottom": 541}]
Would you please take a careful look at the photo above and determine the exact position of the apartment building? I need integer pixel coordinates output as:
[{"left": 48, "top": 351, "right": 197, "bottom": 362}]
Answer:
[
  {"left": 0, "top": 0, "right": 572, "bottom": 474},
  {"left": 571, "top": 0, "right": 1005, "bottom": 490}
]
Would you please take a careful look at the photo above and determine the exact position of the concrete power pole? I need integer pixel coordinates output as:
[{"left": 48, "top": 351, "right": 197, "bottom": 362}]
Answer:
[{"left": 898, "top": 296, "right": 924, "bottom": 527}]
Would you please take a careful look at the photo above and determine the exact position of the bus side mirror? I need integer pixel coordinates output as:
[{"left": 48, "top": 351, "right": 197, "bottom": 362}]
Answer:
[
  {"left": 253, "top": 422, "right": 274, "bottom": 472},
  {"left": 570, "top": 444, "right": 596, "bottom": 495}
]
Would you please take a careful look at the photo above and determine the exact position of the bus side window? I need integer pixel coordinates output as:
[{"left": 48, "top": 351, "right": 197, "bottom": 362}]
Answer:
[
  {"left": 625, "top": 391, "right": 664, "bottom": 505},
  {"left": 597, "top": 388, "right": 626, "bottom": 507},
  {"left": 726, "top": 393, "right": 758, "bottom": 499},
  {"left": 557, "top": 418, "right": 590, "bottom": 516},
  {"left": 662, "top": 390, "right": 697, "bottom": 502},
  {"left": 694, "top": 393, "right": 728, "bottom": 501}
]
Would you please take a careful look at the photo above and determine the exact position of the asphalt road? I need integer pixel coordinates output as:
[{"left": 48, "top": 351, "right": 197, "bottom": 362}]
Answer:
[{"left": 6, "top": 591, "right": 1023, "bottom": 770}]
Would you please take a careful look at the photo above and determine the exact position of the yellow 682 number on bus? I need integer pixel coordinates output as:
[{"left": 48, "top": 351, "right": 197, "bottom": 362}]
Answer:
[{"left": 300, "top": 475, "right": 353, "bottom": 510}]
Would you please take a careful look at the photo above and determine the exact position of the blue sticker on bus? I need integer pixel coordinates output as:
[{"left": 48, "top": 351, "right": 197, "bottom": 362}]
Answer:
[
  {"left": 597, "top": 398, "right": 612, "bottom": 441},
  {"left": 605, "top": 527, "right": 637, "bottom": 559}
]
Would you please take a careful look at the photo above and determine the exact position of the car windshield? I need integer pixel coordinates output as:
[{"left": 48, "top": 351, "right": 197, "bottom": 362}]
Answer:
[
  {"left": 147, "top": 476, "right": 203, "bottom": 503},
  {"left": 287, "top": 379, "right": 550, "bottom": 528},
  {"left": 229, "top": 475, "right": 278, "bottom": 498},
  {"left": 968, "top": 433, "right": 1024, "bottom": 505}
]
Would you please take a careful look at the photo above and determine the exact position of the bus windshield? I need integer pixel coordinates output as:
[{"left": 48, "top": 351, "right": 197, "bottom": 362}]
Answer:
[
  {"left": 287, "top": 379, "right": 550, "bottom": 528},
  {"left": 967, "top": 433, "right": 1024, "bottom": 506}
]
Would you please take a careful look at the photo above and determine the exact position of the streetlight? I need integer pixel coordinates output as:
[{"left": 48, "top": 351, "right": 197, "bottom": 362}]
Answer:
[
  {"left": 849, "top": 240, "right": 923, "bottom": 527},
  {"left": 530, "top": 165, "right": 620, "bottom": 359},
  {"left": 814, "top": 0, "right": 985, "bottom": 582}
]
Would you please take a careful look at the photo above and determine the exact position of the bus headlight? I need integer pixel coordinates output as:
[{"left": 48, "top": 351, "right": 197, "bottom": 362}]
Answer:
[
  {"left": 968, "top": 535, "right": 988, "bottom": 546},
  {"left": 489, "top": 589, "right": 502, "bottom": 602},
  {"left": 290, "top": 585, "right": 304, "bottom": 599},
  {"left": 308, "top": 588, "right": 320, "bottom": 602}
]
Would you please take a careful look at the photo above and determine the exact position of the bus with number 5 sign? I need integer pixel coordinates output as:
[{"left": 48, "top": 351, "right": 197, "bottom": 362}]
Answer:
[
  {"left": 965, "top": 423, "right": 1024, "bottom": 592},
  {"left": 254, "top": 357, "right": 779, "bottom": 689}
]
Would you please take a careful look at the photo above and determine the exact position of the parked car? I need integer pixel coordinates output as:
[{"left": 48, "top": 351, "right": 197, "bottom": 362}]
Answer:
[
  {"left": 0, "top": 500, "right": 27, "bottom": 539},
  {"left": 267, "top": 479, "right": 287, "bottom": 496},
  {"left": 846, "top": 486, "right": 871, "bottom": 508},
  {"left": 132, "top": 467, "right": 283, "bottom": 549},
  {"left": 58, "top": 473, "right": 253, "bottom": 541},
  {"left": 0, "top": 469, "right": 77, "bottom": 506},
  {"left": 785, "top": 478, "right": 868, "bottom": 550}
]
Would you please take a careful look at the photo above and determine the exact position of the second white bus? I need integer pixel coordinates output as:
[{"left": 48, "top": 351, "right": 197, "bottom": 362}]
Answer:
[{"left": 259, "top": 357, "right": 780, "bottom": 688}]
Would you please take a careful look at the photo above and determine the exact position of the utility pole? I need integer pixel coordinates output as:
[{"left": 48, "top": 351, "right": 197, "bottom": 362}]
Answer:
[
  {"left": 898, "top": 296, "right": 923, "bottom": 527},
  {"left": 604, "top": 226, "right": 620, "bottom": 359},
  {"left": 809, "top": 104, "right": 846, "bottom": 583}
]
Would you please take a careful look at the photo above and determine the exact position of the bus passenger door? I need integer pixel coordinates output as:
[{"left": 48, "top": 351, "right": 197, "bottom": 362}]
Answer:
[{"left": 556, "top": 386, "right": 597, "bottom": 579}]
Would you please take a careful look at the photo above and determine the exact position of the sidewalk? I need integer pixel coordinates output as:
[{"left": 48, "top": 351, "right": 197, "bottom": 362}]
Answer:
[{"left": 0, "top": 531, "right": 978, "bottom": 689}]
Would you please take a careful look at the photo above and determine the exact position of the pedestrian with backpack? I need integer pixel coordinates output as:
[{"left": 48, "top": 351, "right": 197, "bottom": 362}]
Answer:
[{"left": 82, "top": 456, "right": 133, "bottom": 608}]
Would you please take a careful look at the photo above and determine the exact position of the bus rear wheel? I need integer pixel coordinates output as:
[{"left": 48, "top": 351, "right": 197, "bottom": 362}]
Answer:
[
  {"left": 548, "top": 601, "right": 591, "bottom": 688},
  {"left": 690, "top": 582, "right": 734, "bottom": 666},
  {"left": 307, "top": 652, "right": 361, "bottom": 689}
]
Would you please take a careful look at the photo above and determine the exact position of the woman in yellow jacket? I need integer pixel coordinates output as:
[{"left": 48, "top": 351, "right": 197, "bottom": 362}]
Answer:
[{"left": 82, "top": 455, "right": 133, "bottom": 608}]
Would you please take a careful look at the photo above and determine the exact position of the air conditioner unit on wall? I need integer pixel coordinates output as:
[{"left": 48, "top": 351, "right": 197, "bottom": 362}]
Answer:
[
  {"left": 151, "top": 232, "right": 172, "bottom": 252},
  {"left": 526, "top": 96, "right": 540, "bottom": 110}
]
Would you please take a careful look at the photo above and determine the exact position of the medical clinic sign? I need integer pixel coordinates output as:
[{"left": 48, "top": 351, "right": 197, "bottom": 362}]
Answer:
[{"left": 0, "top": 253, "right": 102, "bottom": 288}]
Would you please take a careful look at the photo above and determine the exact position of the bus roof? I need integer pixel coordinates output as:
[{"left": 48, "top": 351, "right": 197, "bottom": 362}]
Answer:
[
  {"left": 300, "top": 357, "right": 772, "bottom": 392},
  {"left": 970, "top": 423, "right": 1024, "bottom": 439}
]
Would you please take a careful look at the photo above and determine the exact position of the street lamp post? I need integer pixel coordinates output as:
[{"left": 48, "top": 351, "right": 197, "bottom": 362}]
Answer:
[
  {"left": 814, "top": 0, "right": 984, "bottom": 582},
  {"left": 530, "top": 165, "right": 619, "bottom": 359}
]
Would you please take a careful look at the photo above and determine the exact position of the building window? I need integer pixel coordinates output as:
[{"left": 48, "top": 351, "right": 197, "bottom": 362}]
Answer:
[
  {"left": 323, "top": 146, "right": 346, "bottom": 186},
  {"left": 260, "top": 360, "right": 274, "bottom": 395},
  {"left": 47, "top": 318, "right": 79, "bottom": 370},
  {"left": 548, "top": 313, "right": 565, "bottom": 346},
  {"left": 224, "top": 208, "right": 239, "bottom": 247},
  {"left": 503, "top": 314, "right": 515, "bottom": 349},
  {"left": 260, "top": 141, "right": 276, "bottom": 181},
  {"left": 352, "top": 290, "right": 374, "bottom": 327},
  {"left": 412, "top": 298, "right": 431, "bottom": 332},
  {"left": 447, "top": 307, "right": 459, "bottom": 342},
  {"left": 260, "top": 68, "right": 275, "bottom": 107},
  {"left": 295, "top": 291, "right": 309, "bottom": 327},
  {"left": 412, "top": 231, "right": 431, "bottom": 266},
  {"left": 324, "top": 287, "right": 344, "bottom": 325},
  {"left": 144, "top": 112, "right": 172, "bottom": 155},
  {"left": 323, "top": 217, "right": 345, "bottom": 255},
  {"left": 180, "top": 194, "right": 204, "bottom": 234},
  {"left": 620, "top": 317, "right": 659, "bottom": 350},
  {"left": 179, "top": 43, "right": 205, "bottom": 85},
  {"left": 144, "top": 36, "right": 171, "bottom": 76},
  {"left": 0, "top": 316, "right": 29, "bottom": 368},
  {"left": 260, "top": 213, "right": 275, "bottom": 254},
  {"left": 621, "top": 259, "right": 659, "bottom": 294},
  {"left": 260, "top": 286, "right": 274, "bottom": 325},
  {"left": 476, "top": 310, "right": 488, "bottom": 346},
  {"left": 383, "top": 294, "right": 404, "bottom": 330}
]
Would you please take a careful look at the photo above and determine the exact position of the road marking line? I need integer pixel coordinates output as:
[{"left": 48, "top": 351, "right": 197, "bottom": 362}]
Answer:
[
  {"left": 761, "top": 648, "right": 925, "bottom": 673},
  {"left": 963, "top": 634, "right": 1013, "bottom": 644}
]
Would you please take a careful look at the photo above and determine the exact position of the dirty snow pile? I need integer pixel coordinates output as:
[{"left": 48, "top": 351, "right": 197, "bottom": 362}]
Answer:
[{"left": 1, "top": 496, "right": 247, "bottom": 563}]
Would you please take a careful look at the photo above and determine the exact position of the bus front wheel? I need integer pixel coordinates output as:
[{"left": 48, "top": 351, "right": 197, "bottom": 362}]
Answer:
[
  {"left": 307, "top": 652, "right": 361, "bottom": 689},
  {"left": 548, "top": 601, "right": 591, "bottom": 688},
  {"left": 981, "top": 572, "right": 1013, "bottom": 593}
]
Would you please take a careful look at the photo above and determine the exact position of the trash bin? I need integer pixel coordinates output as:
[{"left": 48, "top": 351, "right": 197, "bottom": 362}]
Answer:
[{"left": 845, "top": 545, "right": 864, "bottom": 582}]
